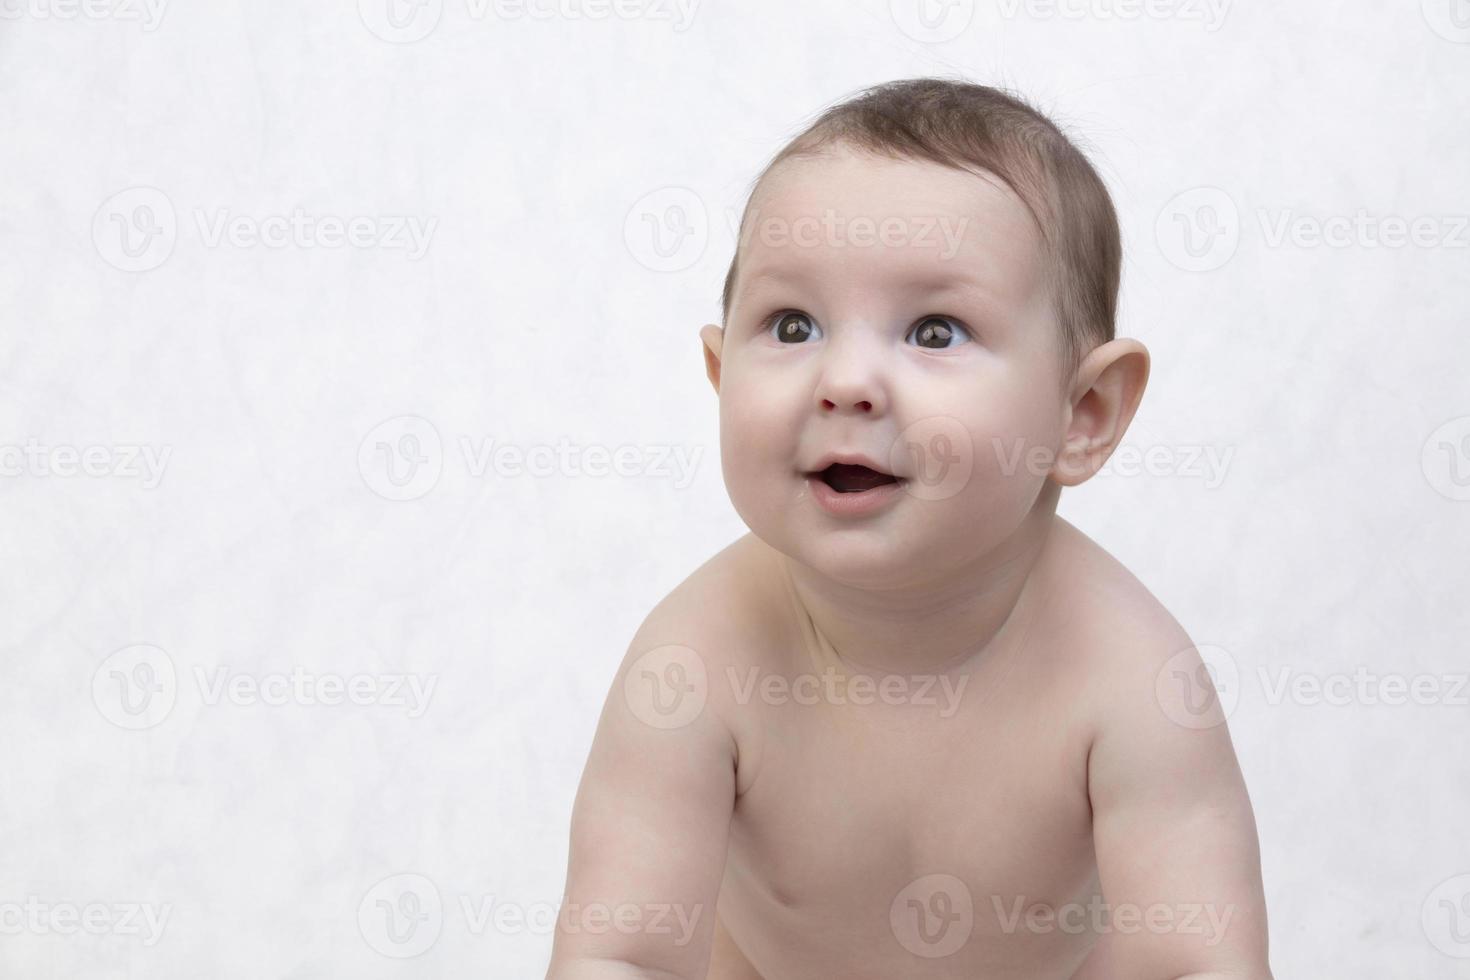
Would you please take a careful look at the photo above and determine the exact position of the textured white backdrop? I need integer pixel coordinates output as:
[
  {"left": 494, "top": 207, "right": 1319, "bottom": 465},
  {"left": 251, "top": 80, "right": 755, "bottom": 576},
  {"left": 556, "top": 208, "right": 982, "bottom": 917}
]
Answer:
[{"left": 1, "top": 1, "right": 1467, "bottom": 977}]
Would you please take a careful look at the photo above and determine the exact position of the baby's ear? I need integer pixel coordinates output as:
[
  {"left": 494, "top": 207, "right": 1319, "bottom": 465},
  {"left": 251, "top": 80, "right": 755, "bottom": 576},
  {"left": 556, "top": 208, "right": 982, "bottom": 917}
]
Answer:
[
  {"left": 1050, "top": 338, "right": 1150, "bottom": 487},
  {"left": 699, "top": 324, "right": 724, "bottom": 394}
]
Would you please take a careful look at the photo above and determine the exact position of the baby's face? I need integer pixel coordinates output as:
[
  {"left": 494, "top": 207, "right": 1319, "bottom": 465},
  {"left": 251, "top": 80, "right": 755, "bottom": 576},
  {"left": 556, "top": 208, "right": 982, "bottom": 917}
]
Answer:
[{"left": 703, "top": 145, "right": 1073, "bottom": 586}]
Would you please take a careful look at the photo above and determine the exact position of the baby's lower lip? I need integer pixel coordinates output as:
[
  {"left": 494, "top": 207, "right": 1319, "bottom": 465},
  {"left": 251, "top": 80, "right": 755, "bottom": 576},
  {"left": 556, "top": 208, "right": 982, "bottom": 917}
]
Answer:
[{"left": 804, "top": 473, "right": 907, "bottom": 518}]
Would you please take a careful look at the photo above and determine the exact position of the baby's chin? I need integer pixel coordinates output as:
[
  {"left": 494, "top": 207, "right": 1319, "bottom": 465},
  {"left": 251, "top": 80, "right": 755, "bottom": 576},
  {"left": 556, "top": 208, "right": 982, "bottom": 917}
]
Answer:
[{"left": 739, "top": 497, "right": 965, "bottom": 589}]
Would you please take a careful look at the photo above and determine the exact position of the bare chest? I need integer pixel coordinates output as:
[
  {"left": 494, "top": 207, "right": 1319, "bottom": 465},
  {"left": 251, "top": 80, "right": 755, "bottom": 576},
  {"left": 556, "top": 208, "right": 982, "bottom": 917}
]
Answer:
[{"left": 715, "top": 662, "right": 1100, "bottom": 978}]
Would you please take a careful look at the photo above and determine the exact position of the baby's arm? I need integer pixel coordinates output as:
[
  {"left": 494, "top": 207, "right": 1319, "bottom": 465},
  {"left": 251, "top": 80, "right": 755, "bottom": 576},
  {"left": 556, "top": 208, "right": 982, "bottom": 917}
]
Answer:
[
  {"left": 545, "top": 608, "right": 738, "bottom": 980},
  {"left": 1075, "top": 618, "right": 1273, "bottom": 980}
]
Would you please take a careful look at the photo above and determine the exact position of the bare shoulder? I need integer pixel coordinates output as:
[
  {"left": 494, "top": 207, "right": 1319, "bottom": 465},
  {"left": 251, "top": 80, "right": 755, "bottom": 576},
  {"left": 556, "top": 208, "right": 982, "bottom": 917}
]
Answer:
[
  {"left": 1039, "top": 518, "right": 1210, "bottom": 736},
  {"left": 621, "top": 532, "right": 783, "bottom": 793},
  {"left": 634, "top": 532, "right": 781, "bottom": 647},
  {"left": 1044, "top": 521, "right": 1270, "bottom": 976}
]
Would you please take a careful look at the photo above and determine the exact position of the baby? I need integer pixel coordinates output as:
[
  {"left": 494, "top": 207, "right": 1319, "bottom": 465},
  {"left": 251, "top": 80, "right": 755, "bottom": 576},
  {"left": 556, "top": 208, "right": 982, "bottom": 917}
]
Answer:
[{"left": 546, "top": 77, "right": 1272, "bottom": 980}]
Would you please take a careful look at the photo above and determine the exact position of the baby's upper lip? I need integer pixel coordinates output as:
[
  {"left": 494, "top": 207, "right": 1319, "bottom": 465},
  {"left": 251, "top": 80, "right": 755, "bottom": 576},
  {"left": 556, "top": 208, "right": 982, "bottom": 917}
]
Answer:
[{"left": 805, "top": 451, "right": 903, "bottom": 479}]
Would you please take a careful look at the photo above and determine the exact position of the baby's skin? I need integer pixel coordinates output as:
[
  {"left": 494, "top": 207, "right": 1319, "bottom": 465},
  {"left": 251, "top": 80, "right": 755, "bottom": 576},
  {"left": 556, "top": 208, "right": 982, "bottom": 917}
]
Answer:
[{"left": 547, "top": 146, "right": 1271, "bottom": 979}]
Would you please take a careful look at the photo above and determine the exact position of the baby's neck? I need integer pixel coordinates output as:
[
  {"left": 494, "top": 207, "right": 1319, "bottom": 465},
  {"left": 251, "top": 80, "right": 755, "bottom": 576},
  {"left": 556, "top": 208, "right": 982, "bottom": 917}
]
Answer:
[{"left": 772, "top": 509, "right": 1060, "bottom": 680}]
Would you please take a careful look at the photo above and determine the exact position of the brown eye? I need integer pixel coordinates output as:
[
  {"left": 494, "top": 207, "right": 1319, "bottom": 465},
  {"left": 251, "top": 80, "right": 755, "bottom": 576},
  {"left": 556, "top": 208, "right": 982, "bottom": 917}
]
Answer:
[
  {"left": 769, "top": 311, "right": 821, "bottom": 344},
  {"left": 908, "top": 316, "right": 970, "bottom": 350}
]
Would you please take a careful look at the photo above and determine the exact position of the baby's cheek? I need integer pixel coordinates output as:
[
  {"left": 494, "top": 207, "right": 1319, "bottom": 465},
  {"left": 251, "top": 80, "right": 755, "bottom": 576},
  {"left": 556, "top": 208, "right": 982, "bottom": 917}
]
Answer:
[{"left": 947, "top": 406, "right": 1060, "bottom": 516}]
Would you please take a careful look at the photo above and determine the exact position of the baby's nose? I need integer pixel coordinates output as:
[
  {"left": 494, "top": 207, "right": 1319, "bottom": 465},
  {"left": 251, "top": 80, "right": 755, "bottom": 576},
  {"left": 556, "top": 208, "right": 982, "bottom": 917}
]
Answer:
[{"left": 820, "top": 394, "right": 875, "bottom": 413}]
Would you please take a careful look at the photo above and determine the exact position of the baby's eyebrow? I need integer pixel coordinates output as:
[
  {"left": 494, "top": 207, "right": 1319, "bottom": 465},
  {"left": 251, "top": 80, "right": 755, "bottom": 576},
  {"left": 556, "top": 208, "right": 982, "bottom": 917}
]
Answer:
[{"left": 741, "top": 264, "right": 998, "bottom": 306}]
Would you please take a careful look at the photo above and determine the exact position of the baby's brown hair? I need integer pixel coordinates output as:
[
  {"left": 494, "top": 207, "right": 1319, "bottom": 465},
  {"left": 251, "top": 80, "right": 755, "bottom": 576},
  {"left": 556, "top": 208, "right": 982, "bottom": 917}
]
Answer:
[{"left": 720, "top": 76, "right": 1121, "bottom": 377}]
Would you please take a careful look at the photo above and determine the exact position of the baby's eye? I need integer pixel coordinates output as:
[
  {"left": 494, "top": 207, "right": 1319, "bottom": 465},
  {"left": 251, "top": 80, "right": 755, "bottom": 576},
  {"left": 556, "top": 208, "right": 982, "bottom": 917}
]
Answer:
[
  {"left": 768, "top": 311, "right": 822, "bottom": 344},
  {"left": 907, "top": 315, "right": 971, "bottom": 350}
]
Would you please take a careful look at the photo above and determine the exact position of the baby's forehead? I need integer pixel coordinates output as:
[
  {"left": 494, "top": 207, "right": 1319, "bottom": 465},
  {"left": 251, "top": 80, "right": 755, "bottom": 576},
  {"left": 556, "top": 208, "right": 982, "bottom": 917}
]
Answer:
[{"left": 739, "top": 149, "right": 1046, "bottom": 307}]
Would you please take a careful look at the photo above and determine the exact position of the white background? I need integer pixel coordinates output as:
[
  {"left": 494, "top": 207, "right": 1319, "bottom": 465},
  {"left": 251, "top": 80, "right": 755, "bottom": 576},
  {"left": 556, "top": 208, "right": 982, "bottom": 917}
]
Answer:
[{"left": 2, "top": 1, "right": 1468, "bottom": 977}]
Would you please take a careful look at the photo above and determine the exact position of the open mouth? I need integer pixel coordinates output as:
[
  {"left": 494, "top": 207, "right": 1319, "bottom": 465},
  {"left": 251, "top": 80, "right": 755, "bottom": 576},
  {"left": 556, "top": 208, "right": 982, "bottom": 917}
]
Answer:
[{"left": 810, "top": 463, "right": 903, "bottom": 493}]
